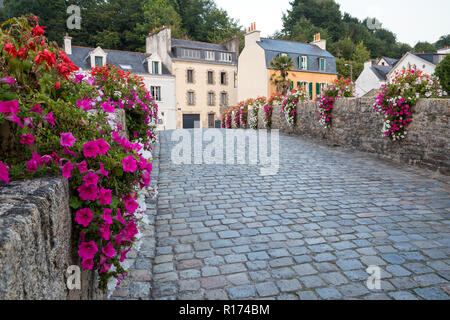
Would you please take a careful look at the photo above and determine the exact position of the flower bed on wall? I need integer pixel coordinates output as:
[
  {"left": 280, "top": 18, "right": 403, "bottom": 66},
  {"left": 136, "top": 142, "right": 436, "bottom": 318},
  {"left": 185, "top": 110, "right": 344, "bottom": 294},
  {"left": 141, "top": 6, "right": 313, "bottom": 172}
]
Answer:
[
  {"left": 317, "top": 77, "right": 353, "bottom": 128},
  {"left": 282, "top": 88, "right": 308, "bottom": 126},
  {"left": 0, "top": 16, "right": 157, "bottom": 290},
  {"left": 373, "top": 68, "right": 446, "bottom": 141},
  {"left": 248, "top": 97, "right": 266, "bottom": 130}
]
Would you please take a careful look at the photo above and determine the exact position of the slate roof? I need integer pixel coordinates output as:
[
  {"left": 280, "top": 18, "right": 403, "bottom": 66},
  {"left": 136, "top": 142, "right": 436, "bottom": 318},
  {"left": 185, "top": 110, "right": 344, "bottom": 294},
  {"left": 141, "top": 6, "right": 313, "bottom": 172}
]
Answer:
[
  {"left": 170, "top": 39, "right": 237, "bottom": 64},
  {"left": 371, "top": 65, "right": 392, "bottom": 81},
  {"left": 68, "top": 46, "right": 172, "bottom": 76},
  {"left": 411, "top": 53, "right": 443, "bottom": 65},
  {"left": 381, "top": 57, "right": 399, "bottom": 66},
  {"left": 171, "top": 39, "right": 228, "bottom": 51},
  {"left": 256, "top": 38, "right": 337, "bottom": 74}
]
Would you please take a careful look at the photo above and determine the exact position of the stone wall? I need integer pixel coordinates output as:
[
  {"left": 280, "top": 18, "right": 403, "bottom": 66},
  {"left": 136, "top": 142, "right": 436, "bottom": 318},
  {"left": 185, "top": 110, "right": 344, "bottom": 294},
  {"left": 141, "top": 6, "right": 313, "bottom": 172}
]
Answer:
[
  {"left": 0, "top": 178, "right": 104, "bottom": 300},
  {"left": 255, "top": 98, "right": 450, "bottom": 175}
]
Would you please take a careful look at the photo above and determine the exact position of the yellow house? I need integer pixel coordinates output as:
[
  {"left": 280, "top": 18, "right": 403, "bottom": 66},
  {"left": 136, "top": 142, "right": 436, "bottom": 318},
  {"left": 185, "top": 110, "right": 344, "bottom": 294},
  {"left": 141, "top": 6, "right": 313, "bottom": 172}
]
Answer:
[{"left": 238, "top": 25, "right": 337, "bottom": 101}]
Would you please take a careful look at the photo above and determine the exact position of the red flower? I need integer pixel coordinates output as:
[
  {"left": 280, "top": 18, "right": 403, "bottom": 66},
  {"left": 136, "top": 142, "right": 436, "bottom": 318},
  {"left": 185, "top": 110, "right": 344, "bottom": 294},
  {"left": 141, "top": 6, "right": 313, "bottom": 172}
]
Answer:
[
  {"left": 3, "top": 43, "right": 17, "bottom": 58},
  {"left": 55, "top": 81, "right": 61, "bottom": 89},
  {"left": 32, "top": 25, "right": 46, "bottom": 37}
]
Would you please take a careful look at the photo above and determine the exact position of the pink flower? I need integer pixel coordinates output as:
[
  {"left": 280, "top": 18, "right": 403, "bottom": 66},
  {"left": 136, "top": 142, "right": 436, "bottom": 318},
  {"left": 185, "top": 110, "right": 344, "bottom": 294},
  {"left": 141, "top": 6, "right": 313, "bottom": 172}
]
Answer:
[
  {"left": 0, "top": 76, "right": 16, "bottom": 84},
  {"left": 103, "top": 208, "right": 113, "bottom": 224},
  {"left": 26, "top": 159, "right": 38, "bottom": 173},
  {"left": 81, "top": 258, "right": 94, "bottom": 270},
  {"left": 99, "top": 263, "right": 112, "bottom": 274},
  {"left": 0, "top": 161, "right": 10, "bottom": 184},
  {"left": 101, "top": 241, "right": 116, "bottom": 258},
  {"left": 96, "top": 139, "right": 110, "bottom": 155},
  {"left": 78, "top": 241, "right": 98, "bottom": 260},
  {"left": 97, "top": 162, "right": 109, "bottom": 178},
  {"left": 83, "top": 141, "right": 100, "bottom": 158},
  {"left": 85, "top": 77, "right": 95, "bottom": 86},
  {"left": 60, "top": 132, "right": 76, "bottom": 147},
  {"left": 73, "top": 74, "right": 85, "bottom": 83},
  {"left": 23, "top": 117, "right": 33, "bottom": 128},
  {"left": 122, "top": 220, "right": 139, "bottom": 242},
  {"left": 98, "top": 187, "right": 112, "bottom": 205},
  {"left": 77, "top": 161, "right": 88, "bottom": 173},
  {"left": 0, "top": 100, "right": 20, "bottom": 115},
  {"left": 124, "top": 194, "right": 139, "bottom": 214},
  {"left": 20, "top": 133, "right": 35, "bottom": 146},
  {"left": 30, "top": 103, "right": 42, "bottom": 113},
  {"left": 98, "top": 223, "right": 111, "bottom": 241},
  {"left": 82, "top": 172, "right": 100, "bottom": 186},
  {"left": 6, "top": 114, "right": 24, "bottom": 128},
  {"left": 77, "top": 183, "right": 99, "bottom": 201},
  {"left": 122, "top": 155, "right": 137, "bottom": 172},
  {"left": 100, "top": 101, "right": 115, "bottom": 113},
  {"left": 61, "top": 161, "right": 74, "bottom": 179},
  {"left": 43, "top": 111, "right": 55, "bottom": 125},
  {"left": 141, "top": 169, "right": 151, "bottom": 187},
  {"left": 114, "top": 208, "right": 125, "bottom": 225},
  {"left": 120, "top": 248, "right": 132, "bottom": 262},
  {"left": 75, "top": 208, "right": 93, "bottom": 227}
]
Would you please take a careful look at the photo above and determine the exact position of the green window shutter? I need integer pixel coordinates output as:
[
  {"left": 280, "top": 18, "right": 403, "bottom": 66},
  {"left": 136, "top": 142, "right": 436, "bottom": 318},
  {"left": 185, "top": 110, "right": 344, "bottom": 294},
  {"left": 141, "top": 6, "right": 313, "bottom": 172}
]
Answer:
[
  {"left": 320, "top": 58, "right": 325, "bottom": 71},
  {"left": 290, "top": 81, "right": 294, "bottom": 90},
  {"left": 297, "top": 81, "right": 301, "bottom": 88},
  {"left": 316, "top": 83, "right": 320, "bottom": 96},
  {"left": 308, "top": 82, "right": 313, "bottom": 100}
]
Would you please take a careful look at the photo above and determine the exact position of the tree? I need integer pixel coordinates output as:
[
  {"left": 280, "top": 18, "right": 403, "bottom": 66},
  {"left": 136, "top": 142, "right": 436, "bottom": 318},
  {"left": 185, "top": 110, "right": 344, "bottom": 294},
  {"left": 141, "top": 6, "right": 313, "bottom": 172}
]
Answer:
[
  {"left": 413, "top": 41, "right": 436, "bottom": 53},
  {"left": 435, "top": 54, "right": 450, "bottom": 94},
  {"left": 269, "top": 55, "right": 295, "bottom": 95},
  {"left": 435, "top": 34, "right": 450, "bottom": 49},
  {"left": 331, "top": 37, "right": 355, "bottom": 60}
]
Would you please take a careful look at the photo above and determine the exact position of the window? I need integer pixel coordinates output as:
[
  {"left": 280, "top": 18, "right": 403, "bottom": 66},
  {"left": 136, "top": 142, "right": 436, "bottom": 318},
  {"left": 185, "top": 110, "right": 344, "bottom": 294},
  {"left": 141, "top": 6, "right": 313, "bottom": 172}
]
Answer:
[
  {"left": 188, "top": 91, "right": 195, "bottom": 105},
  {"left": 208, "top": 114, "right": 215, "bottom": 128},
  {"left": 220, "top": 72, "right": 227, "bottom": 85},
  {"left": 207, "top": 71, "right": 214, "bottom": 84},
  {"left": 219, "top": 52, "right": 232, "bottom": 62},
  {"left": 152, "top": 61, "right": 160, "bottom": 74},
  {"left": 187, "top": 69, "right": 194, "bottom": 83},
  {"left": 182, "top": 49, "right": 201, "bottom": 59},
  {"left": 205, "top": 51, "right": 215, "bottom": 61},
  {"left": 319, "top": 58, "right": 326, "bottom": 71},
  {"left": 299, "top": 56, "right": 307, "bottom": 70},
  {"left": 150, "top": 86, "right": 161, "bottom": 101},
  {"left": 208, "top": 92, "right": 215, "bottom": 106},
  {"left": 119, "top": 64, "right": 132, "bottom": 70},
  {"left": 221, "top": 92, "right": 227, "bottom": 106},
  {"left": 95, "top": 56, "right": 103, "bottom": 67}
]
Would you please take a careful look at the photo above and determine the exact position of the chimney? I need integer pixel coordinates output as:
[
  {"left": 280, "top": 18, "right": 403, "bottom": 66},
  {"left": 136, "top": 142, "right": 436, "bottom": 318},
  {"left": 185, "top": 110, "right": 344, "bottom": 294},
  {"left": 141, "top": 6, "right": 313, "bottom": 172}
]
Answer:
[
  {"left": 310, "top": 33, "right": 326, "bottom": 51},
  {"left": 223, "top": 35, "right": 239, "bottom": 60},
  {"left": 245, "top": 22, "right": 260, "bottom": 46},
  {"left": 146, "top": 27, "right": 172, "bottom": 73},
  {"left": 64, "top": 33, "right": 72, "bottom": 55}
]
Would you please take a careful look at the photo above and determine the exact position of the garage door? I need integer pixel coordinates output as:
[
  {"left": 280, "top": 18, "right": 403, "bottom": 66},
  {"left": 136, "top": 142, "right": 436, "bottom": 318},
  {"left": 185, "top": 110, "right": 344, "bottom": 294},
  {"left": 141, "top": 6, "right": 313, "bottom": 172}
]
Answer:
[{"left": 183, "top": 114, "right": 200, "bottom": 129}]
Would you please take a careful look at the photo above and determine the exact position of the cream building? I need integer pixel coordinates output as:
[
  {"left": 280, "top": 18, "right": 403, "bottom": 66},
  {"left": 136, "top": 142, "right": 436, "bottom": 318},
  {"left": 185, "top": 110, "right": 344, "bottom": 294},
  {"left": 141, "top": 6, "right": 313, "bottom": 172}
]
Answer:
[{"left": 146, "top": 27, "right": 238, "bottom": 128}]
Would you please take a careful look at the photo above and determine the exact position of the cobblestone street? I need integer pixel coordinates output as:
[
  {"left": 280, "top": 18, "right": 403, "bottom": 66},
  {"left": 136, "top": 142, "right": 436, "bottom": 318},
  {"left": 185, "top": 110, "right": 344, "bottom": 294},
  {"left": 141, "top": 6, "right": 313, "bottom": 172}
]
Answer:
[{"left": 149, "top": 129, "right": 450, "bottom": 300}]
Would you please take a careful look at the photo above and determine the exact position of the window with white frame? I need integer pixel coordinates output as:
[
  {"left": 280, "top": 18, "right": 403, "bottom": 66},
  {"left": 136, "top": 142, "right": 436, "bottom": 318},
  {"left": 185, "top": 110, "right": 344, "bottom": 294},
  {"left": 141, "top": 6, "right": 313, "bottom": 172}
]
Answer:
[
  {"left": 205, "top": 51, "right": 215, "bottom": 61},
  {"left": 151, "top": 61, "right": 160, "bottom": 74},
  {"left": 300, "top": 56, "right": 307, "bottom": 70},
  {"left": 188, "top": 91, "right": 195, "bottom": 105},
  {"left": 219, "top": 52, "right": 232, "bottom": 62},
  {"left": 182, "top": 49, "right": 201, "bottom": 59},
  {"left": 95, "top": 56, "right": 104, "bottom": 67},
  {"left": 150, "top": 86, "right": 161, "bottom": 101},
  {"left": 208, "top": 92, "right": 215, "bottom": 106},
  {"left": 221, "top": 92, "right": 227, "bottom": 106}
]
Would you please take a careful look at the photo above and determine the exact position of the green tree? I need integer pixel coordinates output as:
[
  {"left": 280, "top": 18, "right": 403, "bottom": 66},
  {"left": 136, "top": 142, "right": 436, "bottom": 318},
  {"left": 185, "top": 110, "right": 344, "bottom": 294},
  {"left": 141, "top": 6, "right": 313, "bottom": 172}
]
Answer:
[
  {"left": 435, "top": 54, "right": 450, "bottom": 94},
  {"left": 331, "top": 37, "right": 355, "bottom": 60},
  {"left": 269, "top": 55, "right": 295, "bottom": 95},
  {"left": 413, "top": 41, "right": 436, "bottom": 53},
  {"left": 435, "top": 34, "right": 450, "bottom": 49}
]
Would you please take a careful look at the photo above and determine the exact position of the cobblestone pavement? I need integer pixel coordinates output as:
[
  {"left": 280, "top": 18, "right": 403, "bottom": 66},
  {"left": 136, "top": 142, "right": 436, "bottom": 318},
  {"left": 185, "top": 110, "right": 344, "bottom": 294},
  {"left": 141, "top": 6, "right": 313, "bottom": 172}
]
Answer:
[{"left": 152, "top": 129, "right": 450, "bottom": 300}]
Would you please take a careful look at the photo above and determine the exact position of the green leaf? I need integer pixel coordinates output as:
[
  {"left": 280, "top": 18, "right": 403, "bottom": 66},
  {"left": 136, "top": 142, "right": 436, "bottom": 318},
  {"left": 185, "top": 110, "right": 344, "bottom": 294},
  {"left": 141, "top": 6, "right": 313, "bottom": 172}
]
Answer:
[{"left": 69, "top": 196, "right": 83, "bottom": 209}]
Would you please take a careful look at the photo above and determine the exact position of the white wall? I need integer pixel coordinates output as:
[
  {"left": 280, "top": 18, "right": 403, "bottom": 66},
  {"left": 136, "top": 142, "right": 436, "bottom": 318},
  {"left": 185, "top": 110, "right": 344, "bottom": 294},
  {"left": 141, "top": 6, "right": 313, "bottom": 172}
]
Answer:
[
  {"left": 388, "top": 53, "right": 436, "bottom": 80},
  {"left": 142, "top": 75, "right": 176, "bottom": 130},
  {"left": 355, "top": 63, "right": 383, "bottom": 97},
  {"left": 238, "top": 31, "right": 268, "bottom": 101}
]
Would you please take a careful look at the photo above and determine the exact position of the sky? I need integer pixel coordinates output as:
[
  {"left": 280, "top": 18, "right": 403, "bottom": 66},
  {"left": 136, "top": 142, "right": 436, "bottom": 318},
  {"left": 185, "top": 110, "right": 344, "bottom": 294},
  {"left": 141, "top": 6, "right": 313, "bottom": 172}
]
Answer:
[{"left": 214, "top": 0, "right": 450, "bottom": 46}]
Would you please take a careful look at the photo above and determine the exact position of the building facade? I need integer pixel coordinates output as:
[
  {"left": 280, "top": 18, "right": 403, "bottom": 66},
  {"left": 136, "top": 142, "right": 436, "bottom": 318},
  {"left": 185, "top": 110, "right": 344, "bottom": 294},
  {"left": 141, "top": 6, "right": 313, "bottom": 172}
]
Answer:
[
  {"left": 63, "top": 35, "right": 176, "bottom": 130},
  {"left": 146, "top": 28, "right": 238, "bottom": 129},
  {"left": 355, "top": 57, "right": 398, "bottom": 97},
  {"left": 238, "top": 25, "right": 337, "bottom": 101},
  {"left": 386, "top": 52, "right": 447, "bottom": 80}
]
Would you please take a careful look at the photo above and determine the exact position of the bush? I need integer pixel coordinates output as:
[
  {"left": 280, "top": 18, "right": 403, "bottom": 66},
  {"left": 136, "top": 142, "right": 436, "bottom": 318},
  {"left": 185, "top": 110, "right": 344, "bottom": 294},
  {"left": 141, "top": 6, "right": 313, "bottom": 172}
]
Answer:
[{"left": 435, "top": 54, "right": 450, "bottom": 94}]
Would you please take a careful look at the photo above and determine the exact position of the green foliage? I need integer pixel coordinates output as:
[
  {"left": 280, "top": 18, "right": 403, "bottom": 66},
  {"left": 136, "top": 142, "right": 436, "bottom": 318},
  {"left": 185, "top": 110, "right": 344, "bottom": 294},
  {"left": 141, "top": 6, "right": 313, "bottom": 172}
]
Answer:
[
  {"left": 413, "top": 41, "right": 436, "bottom": 53},
  {"left": 269, "top": 55, "right": 295, "bottom": 95},
  {"left": 435, "top": 54, "right": 450, "bottom": 93},
  {"left": 435, "top": 34, "right": 450, "bottom": 49}
]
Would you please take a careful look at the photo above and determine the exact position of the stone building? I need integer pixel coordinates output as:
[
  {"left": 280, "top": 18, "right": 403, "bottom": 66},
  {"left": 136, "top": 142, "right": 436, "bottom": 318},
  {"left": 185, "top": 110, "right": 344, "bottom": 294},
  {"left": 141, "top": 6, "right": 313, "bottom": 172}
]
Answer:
[
  {"left": 63, "top": 35, "right": 177, "bottom": 130},
  {"left": 238, "top": 24, "right": 337, "bottom": 101},
  {"left": 146, "top": 27, "right": 238, "bottom": 129}
]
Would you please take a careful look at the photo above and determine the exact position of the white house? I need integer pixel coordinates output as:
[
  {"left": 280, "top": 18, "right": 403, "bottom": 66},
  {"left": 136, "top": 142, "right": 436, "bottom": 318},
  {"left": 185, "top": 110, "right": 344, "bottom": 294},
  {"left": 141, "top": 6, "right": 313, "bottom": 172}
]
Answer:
[
  {"left": 386, "top": 52, "right": 447, "bottom": 80},
  {"left": 355, "top": 57, "right": 398, "bottom": 97},
  {"left": 63, "top": 35, "right": 176, "bottom": 130}
]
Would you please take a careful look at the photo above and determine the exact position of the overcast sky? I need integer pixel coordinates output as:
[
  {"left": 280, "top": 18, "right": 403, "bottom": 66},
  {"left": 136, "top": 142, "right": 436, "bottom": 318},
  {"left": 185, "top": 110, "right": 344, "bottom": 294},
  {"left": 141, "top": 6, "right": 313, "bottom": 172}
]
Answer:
[{"left": 215, "top": 0, "right": 450, "bottom": 46}]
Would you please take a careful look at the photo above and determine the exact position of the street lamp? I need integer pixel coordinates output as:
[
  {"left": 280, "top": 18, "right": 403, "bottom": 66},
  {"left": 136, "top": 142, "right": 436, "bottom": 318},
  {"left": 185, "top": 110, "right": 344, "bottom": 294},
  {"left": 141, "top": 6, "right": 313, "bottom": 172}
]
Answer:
[{"left": 345, "top": 63, "right": 353, "bottom": 82}]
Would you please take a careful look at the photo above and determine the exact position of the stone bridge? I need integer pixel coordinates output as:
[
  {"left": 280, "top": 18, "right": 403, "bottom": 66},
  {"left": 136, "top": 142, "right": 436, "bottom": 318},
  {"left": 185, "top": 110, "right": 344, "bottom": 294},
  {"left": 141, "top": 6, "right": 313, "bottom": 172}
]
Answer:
[{"left": 112, "top": 129, "right": 450, "bottom": 300}]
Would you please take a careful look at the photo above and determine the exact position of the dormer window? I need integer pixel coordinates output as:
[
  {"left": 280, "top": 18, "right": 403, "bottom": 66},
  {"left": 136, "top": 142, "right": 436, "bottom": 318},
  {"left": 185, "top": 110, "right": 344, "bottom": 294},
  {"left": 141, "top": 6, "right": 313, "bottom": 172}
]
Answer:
[
  {"left": 205, "top": 51, "right": 215, "bottom": 61},
  {"left": 299, "top": 56, "right": 307, "bottom": 70},
  {"left": 219, "top": 52, "right": 232, "bottom": 62},
  {"left": 95, "top": 56, "right": 103, "bottom": 67},
  {"left": 89, "top": 47, "right": 107, "bottom": 68},
  {"left": 151, "top": 61, "right": 161, "bottom": 74}
]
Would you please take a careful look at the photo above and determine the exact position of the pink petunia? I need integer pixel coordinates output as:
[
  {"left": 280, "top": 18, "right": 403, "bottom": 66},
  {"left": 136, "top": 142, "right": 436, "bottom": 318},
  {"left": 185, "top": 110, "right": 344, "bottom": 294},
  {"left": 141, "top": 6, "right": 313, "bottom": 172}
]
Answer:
[
  {"left": 97, "top": 162, "right": 109, "bottom": 178},
  {"left": 5, "top": 114, "right": 24, "bottom": 128},
  {"left": 115, "top": 208, "right": 125, "bottom": 225},
  {"left": 76, "top": 161, "right": 88, "bottom": 174},
  {"left": 43, "top": 111, "right": 55, "bottom": 125},
  {"left": 83, "top": 141, "right": 99, "bottom": 158},
  {"left": 23, "top": 117, "right": 33, "bottom": 128},
  {"left": 123, "top": 194, "right": 139, "bottom": 214},
  {"left": 60, "top": 132, "right": 76, "bottom": 147},
  {"left": 103, "top": 208, "right": 113, "bottom": 224},
  {"left": 101, "top": 241, "right": 116, "bottom": 258},
  {"left": 78, "top": 241, "right": 98, "bottom": 260},
  {"left": 61, "top": 161, "right": 74, "bottom": 179},
  {"left": 30, "top": 103, "right": 42, "bottom": 114},
  {"left": 100, "top": 101, "right": 115, "bottom": 113},
  {"left": 98, "top": 223, "right": 111, "bottom": 241},
  {"left": 0, "top": 100, "right": 20, "bottom": 115},
  {"left": 77, "top": 183, "right": 99, "bottom": 201},
  {"left": 82, "top": 172, "right": 99, "bottom": 186},
  {"left": 20, "top": 133, "right": 35, "bottom": 146},
  {"left": 122, "top": 155, "right": 137, "bottom": 172},
  {"left": 120, "top": 247, "right": 132, "bottom": 262},
  {"left": 26, "top": 159, "right": 38, "bottom": 173},
  {"left": 0, "top": 161, "right": 10, "bottom": 184},
  {"left": 0, "top": 76, "right": 16, "bottom": 85},
  {"left": 141, "top": 169, "right": 151, "bottom": 188},
  {"left": 81, "top": 258, "right": 94, "bottom": 270},
  {"left": 96, "top": 139, "right": 110, "bottom": 155},
  {"left": 99, "top": 263, "right": 112, "bottom": 274},
  {"left": 98, "top": 187, "right": 112, "bottom": 205},
  {"left": 75, "top": 208, "right": 93, "bottom": 227}
]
